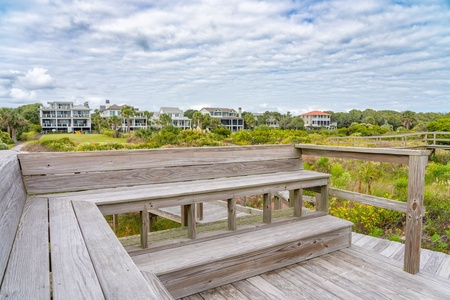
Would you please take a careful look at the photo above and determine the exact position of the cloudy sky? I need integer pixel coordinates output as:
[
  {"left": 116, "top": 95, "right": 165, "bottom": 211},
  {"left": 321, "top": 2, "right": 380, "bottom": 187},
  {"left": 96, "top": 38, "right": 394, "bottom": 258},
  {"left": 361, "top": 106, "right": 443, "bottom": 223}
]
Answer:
[{"left": 1, "top": 0, "right": 449, "bottom": 114}]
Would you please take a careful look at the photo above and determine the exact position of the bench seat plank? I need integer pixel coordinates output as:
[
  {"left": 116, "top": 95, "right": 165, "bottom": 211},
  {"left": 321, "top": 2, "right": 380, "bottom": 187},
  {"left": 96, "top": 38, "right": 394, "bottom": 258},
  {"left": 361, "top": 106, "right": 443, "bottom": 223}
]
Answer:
[
  {"left": 72, "top": 200, "right": 172, "bottom": 299},
  {"left": 49, "top": 200, "right": 104, "bottom": 299},
  {"left": 49, "top": 171, "right": 329, "bottom": 213},
  {"left": 0, "top": 197, "right": 50, "bottom": 299}
]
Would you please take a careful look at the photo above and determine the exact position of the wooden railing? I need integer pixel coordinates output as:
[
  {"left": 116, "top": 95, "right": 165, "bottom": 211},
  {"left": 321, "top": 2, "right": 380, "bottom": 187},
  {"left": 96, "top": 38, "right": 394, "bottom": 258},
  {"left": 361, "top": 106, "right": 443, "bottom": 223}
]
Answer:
[
  {"left": 295, "top": 144, "right": 429, "bottom": 274},
  {"left": 329, "top": 131, "right": 450, "bottom": 148}
]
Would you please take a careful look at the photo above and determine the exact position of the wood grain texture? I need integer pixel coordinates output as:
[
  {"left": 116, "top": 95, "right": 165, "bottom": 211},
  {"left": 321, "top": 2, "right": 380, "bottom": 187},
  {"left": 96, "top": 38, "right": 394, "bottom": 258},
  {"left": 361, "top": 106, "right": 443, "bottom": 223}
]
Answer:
[
  {"left": 140, "top": 271, "right": 174, "bottom": 300},
  {"left": 134, "top": 215, "right": 352, "bottom": 298},
  {"left": 72, "top": 200, "right": 167, "bottom": 299},
  {"left": 140, "top": 206, "right": 149, "bottom": 248},
  {"left": 51, "top": 170, "right": 329, "bottom": 207},
  {"left": 0, "top": 154, "right": 26, "bottom": 282},
  {"left": 296, "top": 144, "right": 429, "bottom": 164},
  {"left": 227, "top": 198, "right": 236, "bottom": 231},
  {"left": 49, "top": 199, "right": 104, "bottom": 300},
  {"left": 262, "top": 193, "right": 271, "bottom": 224},
  {"left": 24, "top": 158, "right": 302, "bottom": 194},
  {"left": 330, "top": 188, "right": 408, "bottom": 213},
  {"left": 404, "top": 154, "right": 428, "bottom": 274},
  {"left": 187, "top": 204, "right": 196, "bottom": 239},
  {"left": 194, "top": 245, "right": 450, "bottom": 299},
  {"left": 292, "top": 188, "right": 302, "bottom": 217},
  {"left": 19, "top": 144, "right": 300, "bottom": 175},
  {"left": 0, "top": 197, "right": 50, "bottom": 299}
]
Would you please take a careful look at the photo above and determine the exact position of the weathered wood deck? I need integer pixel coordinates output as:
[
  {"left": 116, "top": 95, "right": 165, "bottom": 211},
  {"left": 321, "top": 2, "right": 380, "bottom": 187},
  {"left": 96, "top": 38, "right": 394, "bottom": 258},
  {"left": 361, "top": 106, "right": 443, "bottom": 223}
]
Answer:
[
  {"left": 353, "top": 232, "right": 450, "bottom": 280},
  {"left": 185, "top": 241, "right": 450, "bottom": 300}
]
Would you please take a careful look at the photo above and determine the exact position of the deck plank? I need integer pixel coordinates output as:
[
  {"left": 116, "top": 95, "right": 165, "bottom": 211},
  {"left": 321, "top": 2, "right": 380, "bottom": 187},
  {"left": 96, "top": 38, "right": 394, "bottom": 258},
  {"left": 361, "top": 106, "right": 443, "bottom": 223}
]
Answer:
[
  {"left": 72, "top": 200, "right": 167, "bottom": 299},
  {"left": 284, "top": 264, "right": 362, "bottom": 299},
  {"left": 214, "top": 284, "right": 249, "bottom": 300},
  {"left": 49, "top": 199, "right": 104, "bottom": 299},
  {"left": 0, "top": 198, "right": 50, "bottom": 299},
  {"left": 245, "top": 276, "right": 291, "bottom": 299}
]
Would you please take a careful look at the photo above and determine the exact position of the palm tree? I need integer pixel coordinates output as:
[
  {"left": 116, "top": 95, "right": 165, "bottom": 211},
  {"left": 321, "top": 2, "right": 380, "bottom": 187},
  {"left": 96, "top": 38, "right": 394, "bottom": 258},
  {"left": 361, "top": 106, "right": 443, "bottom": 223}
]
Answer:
[
  {"left": 401, "top": 110, "right": 417, "bottom": 130},
  {"left": 158, "top": 113, "right": 172, "bottom": 127},
  {"left": 121, "top": 105, "right": 135, "bottom": 133},
  {"left": 0, "top": 108, "right": 28, "bottom": 142},
  {"left": 91, "top": 110, "right": 105, "bottom": 133},
  {"left": 142, "top": 111, "right": 154, "bottom": 128},
  {"left": 108, "top": 115, "right": 122, "bottom": 136}
]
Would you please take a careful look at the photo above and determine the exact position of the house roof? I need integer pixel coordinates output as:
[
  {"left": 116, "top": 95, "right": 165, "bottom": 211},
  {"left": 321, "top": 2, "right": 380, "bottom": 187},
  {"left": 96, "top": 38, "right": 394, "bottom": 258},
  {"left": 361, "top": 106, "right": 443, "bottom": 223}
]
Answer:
[
  {"left": 201, "top": 107, "right": 237, "bottom": 113},
  {"left": 105, "top": 104, "right": 123, "bottom": 111},
  {"left": 300, "top": 110, "right": 331, "bottom": 116},
  {"left": 160, "top": 107, "right": 183, "bottom": 114}
]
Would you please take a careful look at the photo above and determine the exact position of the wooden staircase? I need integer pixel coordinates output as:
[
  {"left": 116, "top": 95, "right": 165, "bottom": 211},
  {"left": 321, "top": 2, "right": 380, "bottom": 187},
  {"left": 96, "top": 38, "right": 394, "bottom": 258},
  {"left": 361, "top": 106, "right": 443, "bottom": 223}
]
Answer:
[{"left": 131, "top": 215, "right": 353, "bottom": 299}]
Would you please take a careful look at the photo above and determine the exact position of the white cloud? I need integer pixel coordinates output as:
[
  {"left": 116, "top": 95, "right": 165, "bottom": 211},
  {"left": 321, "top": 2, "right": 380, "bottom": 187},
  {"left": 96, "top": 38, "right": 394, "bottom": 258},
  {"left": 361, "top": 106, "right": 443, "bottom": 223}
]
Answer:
[
  {"left": 10, "top": 88, "right": 36, "bottom": 101},
  {"left": 0, "top": 0, "right": 449, "bottom": 112},
  {"left": 18, "top": 68, "right": 56, "bottom": 90}
]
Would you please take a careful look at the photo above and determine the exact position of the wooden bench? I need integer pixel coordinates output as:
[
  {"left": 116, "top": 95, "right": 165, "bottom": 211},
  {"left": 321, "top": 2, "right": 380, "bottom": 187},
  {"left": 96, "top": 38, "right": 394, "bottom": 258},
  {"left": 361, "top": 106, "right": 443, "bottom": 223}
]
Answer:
[
  {"left": 18, "top": 145, "right": 333, "bottom": 248},
  {"left": 3, "top": 144, "right": 352, "bottom": 298},
  {"left": 0, "top": 152, "right": 173, "bottom": 299}
]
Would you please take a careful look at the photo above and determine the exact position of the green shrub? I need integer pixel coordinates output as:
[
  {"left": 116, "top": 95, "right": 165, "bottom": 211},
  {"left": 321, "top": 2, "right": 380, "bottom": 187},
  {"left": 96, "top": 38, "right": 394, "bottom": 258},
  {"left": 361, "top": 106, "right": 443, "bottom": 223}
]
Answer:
[
  {"left": 0, "top": 131, "right": 13, "bottom": 144},
  {"left": 0, "top": 142, "right": 9, "bottom": 150},
  {"left": 40, "top": 137, "right": 76, "bottom": 151},
  {"left": 20, "top": 131, "right": 38, "bottom": 141}
]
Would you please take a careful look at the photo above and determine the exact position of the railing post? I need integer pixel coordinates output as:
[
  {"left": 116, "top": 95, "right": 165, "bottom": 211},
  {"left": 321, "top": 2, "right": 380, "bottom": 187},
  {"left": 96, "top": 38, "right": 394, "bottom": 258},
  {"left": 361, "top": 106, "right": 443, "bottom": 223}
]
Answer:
[{"left": 404, "top": 154, "right": 427, "bottom": 274}]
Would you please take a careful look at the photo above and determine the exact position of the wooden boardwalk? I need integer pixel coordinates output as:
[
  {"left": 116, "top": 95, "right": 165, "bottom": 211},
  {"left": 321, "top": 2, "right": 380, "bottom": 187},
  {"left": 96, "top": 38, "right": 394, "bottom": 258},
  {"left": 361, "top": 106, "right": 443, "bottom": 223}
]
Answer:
[
  {"left": 352, "top": 232, "right": 450, "bottom": 280},
  {"left": 185, "top": 235, "right": 450, "bottom": 300}
]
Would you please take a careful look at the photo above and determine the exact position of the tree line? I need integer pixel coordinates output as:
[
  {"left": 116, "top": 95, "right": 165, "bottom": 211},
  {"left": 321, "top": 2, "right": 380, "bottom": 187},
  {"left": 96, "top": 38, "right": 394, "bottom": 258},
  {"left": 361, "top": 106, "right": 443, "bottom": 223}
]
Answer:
[{"left": 1, "top": 103, "right": 450, "bottom": 147}]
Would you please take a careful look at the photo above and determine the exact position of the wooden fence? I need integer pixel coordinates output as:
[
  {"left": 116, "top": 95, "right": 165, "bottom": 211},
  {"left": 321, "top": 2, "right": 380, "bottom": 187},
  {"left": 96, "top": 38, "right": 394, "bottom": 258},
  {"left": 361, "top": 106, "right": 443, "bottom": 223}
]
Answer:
[{"left": 295, "top": 144, "right": 429, "bottom": 274}]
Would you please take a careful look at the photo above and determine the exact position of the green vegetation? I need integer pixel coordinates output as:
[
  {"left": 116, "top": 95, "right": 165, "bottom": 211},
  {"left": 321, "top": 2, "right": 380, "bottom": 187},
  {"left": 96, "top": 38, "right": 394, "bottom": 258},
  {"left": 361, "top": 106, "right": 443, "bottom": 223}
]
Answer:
[
  {"left": 2, "top": 103, "right": 449, "bottom": 253},
  {"left": 39, "top": 133, "right": 127, "bottom": 144},
  {"left": 305, "top": 153, "right": 450, "bottom": 254}
]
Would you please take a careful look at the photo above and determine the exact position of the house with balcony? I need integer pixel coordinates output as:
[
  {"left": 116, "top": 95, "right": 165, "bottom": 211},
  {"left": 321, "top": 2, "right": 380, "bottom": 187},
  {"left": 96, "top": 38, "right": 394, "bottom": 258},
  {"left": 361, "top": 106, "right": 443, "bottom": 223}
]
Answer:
[
  {"left": 40, "top": 101, "right": 91, "bottom": 133},
  {"left": 200, "top": 107, "right": 244, "bottom": 132},
  {"left": 300, "top": 110, "right": 336, "bottom": 129},
  {"left": 159, "top": 107, "right": 191, "bottom": 130},
  {"left": 99, "top": 100, "right": 148, "bottom": 132}
]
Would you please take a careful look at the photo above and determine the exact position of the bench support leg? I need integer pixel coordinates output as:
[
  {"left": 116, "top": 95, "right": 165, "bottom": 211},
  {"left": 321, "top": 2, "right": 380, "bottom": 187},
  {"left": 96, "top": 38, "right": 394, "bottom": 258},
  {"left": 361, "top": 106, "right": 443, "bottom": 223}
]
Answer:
[
  {"left": 181, "top": 205, "right": 188, "bottom": 227},
  {"left": 273, "top": 196, "right": 281, "bottom": 210},
  {"left": 149, "top": 213, "right": 157, "bottom": 232},
  {"left": 289, "top": 190, "right": 295, "bottom": 208},
  {"left": 227, "top": 198, "right": 237, "bottom": 231},
  {"left": 140, "top": 206, "right": 149, "bottom": 248},
  {"left": 196, "top": 203, "right": 204, "bottom": 221},
  {"left": 263, "top": 193, "right": 272, "bottom": 224},
  {"left": 113, "top": 214, "right": 119, "bottom": 233},
  {"left": 292, "top": 188, "right": 303, "bottom": 217},
  {"left": 187, "top": 204, "right": 196, "bottom": 239},
  {"left": 316, "top": 185, "right": 329, "bottom": 213}
]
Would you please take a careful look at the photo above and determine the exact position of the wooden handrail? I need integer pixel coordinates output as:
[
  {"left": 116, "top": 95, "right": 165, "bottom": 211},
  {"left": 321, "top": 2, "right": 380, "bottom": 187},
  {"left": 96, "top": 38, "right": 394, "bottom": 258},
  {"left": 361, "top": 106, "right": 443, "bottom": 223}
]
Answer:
[
  {"left": 295, "top": 144, "right": 429, "bottom": 275},
  {"left": 329, "top": 132, "right": 450, "bottom": 148}
]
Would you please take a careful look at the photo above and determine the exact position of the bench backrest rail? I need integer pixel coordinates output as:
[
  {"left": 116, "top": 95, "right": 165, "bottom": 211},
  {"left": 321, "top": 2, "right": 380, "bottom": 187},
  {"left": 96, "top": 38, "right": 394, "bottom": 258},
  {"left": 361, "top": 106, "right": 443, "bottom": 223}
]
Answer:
[{"left": 18, "top": 145, "right": 303, "bottom": 195}]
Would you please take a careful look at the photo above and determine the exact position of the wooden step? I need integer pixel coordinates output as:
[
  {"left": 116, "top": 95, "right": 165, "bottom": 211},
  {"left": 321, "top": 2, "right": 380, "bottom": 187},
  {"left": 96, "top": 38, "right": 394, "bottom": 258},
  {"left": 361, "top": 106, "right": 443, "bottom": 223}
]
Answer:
[{"left": 132, "top": 215, "right": 353, "bottom": 298}]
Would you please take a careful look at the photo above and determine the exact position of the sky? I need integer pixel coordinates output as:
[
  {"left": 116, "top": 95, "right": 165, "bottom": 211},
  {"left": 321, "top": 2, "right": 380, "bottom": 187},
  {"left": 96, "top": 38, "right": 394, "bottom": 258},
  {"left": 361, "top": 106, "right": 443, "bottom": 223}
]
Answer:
[{"left": 0, "top": 0, "right": 449, "bottom": 115}]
